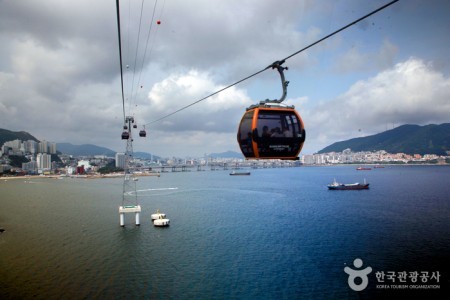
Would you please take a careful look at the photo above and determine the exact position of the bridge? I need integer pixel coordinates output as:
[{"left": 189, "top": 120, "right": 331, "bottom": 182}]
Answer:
[{"left": 141, "top": 160, "right": 300, "bottom": 173}]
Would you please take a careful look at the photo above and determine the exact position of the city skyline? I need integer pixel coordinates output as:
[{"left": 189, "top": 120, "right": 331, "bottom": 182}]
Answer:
[
  {"left": 1, "top": 0, "right": 449, "bottom": 157},
  {"left": 1, "top": 120, "right": 449, "bottom": 160}
]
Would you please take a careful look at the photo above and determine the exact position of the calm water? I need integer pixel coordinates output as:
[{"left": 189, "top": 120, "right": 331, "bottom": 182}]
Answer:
[{"left": 0, "top": 166, "right": 449, "bottom": 299}]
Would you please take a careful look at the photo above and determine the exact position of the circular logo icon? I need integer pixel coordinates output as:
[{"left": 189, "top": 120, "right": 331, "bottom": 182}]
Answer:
[{"left": 344, "top": 258, "right": 372, "bottom": 291}]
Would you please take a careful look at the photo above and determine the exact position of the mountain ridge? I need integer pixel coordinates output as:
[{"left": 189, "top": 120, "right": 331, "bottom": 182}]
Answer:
[
  {"left": 56, "top": 143, "right": 117, "bottom": 157},
  {"left": 0, "top": 128, "right": 40, "bottom": 146},
  {"left": 3, "top": 124, "right": 449, "bottom": 158},
  {"left": 318, "top": 123, "right": 450, "bottom": 155}
]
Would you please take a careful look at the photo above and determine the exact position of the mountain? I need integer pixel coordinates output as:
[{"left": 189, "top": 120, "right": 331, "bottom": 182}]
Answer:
[
  {"left": 134, "top": 151, "right": 160, "bottom": 160},
  {"left": 56, "top": 143, "right": 116, "bottom": 157},
  {"left": 318, "top": 123, "right": 450, "bottom": 155},
  {"left": 0, "top": 128, "right": 40, "bottom": 146}
]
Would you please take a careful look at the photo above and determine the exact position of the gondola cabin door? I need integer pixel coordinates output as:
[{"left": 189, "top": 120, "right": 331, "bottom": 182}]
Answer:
[{"left": 237, "top": 106, "right": 305, "bottom": 160}]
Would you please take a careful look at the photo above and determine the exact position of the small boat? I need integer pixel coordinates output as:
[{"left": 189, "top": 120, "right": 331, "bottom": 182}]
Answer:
[
  {"left": 151, "top": 209, "right": 166, "bottom": 220},
  {"left": 327, "top": 179, "right": 369, "bottom": 190},
  {"left": 356, "top": 167, "right": 372, "bottom": 170},
  {"left": 374, "top": 165, "right": 385, "bottom": 168},
  {"left": 151, "top": 209, "right": 170, "bottom": 227},
  {"left": 153, "top": 214, "right": 170, "bottom": 227},
  {"left": 229, "top": 171, "right": 251, "bottom": 176}
]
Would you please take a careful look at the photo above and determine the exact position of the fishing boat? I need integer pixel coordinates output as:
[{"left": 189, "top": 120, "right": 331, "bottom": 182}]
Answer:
[
  {"left": 327, "top": 179, "right": 369, "bottom": 190},
  {"left": 356, "top": 167, "right": 372, "bottom": 170}
]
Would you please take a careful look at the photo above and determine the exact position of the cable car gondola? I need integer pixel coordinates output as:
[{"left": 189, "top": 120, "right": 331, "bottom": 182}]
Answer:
[
  {"left": 121, "top": 131, "right": 130, "bottom": 140},
  {"left": 237, "top": 61, "right": 305, "bottom": 160},
  {"left": 139, "top": 126, "right": 146, "bottom": 137}
]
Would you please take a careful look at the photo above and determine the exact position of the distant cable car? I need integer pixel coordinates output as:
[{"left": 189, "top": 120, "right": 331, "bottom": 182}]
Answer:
[
  {"left": 133, "top": 124, "right": 137, "bottom": 129},
  {"left": 139, "top": 126, "right": 146, "bottom": 137},
  {"left": 122, "top": 131, "right": 130, "bottom": 140},
  {"left": 237, "top": 61, "right": 305, "bottom": 160}
]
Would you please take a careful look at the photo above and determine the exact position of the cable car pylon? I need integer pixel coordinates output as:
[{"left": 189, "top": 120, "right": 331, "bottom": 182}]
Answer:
[{"left": 119, "top": 116, "right": 141, "bottom": 227}]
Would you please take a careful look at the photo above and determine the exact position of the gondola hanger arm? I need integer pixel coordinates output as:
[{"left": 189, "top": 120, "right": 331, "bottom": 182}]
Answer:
[{"left": 261, "top": 60, "right": 289, "bottom": 104}]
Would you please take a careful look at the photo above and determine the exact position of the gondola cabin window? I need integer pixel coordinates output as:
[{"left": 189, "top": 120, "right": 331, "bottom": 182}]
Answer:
[{"left": 237, "top": 110, "right": 255, "bottom": 158}]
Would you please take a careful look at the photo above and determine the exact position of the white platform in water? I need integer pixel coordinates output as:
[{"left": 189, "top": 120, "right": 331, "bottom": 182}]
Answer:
[
  {"left": 119, "top": 205, "right": 142, "bottom": 213},
  {"left": 151, "top": 209, "right": 166, "bottom": 220},
  {"left": 153, "top": 218, "right": 170, "bottom": 227}
]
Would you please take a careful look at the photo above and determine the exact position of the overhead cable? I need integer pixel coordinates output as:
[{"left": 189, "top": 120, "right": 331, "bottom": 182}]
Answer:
[
  {"left": 116, "top": 0, "right": 126, "bottom": 122},
  {"left": 144, "top": 0, "right": 399, "bottom": 126}
]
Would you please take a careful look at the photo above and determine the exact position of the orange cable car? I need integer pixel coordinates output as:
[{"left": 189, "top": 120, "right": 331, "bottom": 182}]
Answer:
[{"left": 237, "top": 62, "right": 305, "bottom": 160}]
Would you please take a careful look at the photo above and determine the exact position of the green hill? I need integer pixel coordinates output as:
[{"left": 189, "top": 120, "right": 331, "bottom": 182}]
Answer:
[
  {"left": 318, "top": 123, "right": 450, "bottom": 155},
  {"left": 56, "top": 143, "right": 116, "bottom": 157},
  {"left": 0, "top": 128, "right": 40, "bottom": 146}
]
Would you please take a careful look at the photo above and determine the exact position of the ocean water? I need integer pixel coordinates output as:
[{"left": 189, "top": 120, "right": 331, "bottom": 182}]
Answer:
[{"left": 0, "top": 165, "right": 449, "bottom": 299}]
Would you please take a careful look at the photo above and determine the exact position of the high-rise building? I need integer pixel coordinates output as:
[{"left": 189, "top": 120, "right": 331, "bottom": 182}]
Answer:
[
  {"left": 22, "top": 161, "right": 38, "bottom": 172},
  {"left": 24, "top": 140, "right": 38, "bottom": 154},
  {"left": 115, "top": 153, "right": 126, "bottom": 169},
  {"left": 39, "top": 140, "right": 49, "bottom": 153},
  {"left": 49, "top": 142, "right": 57, "bottom": 154},
  {"left": 37, "top": 153, "right": 51, "bottom": 170}
]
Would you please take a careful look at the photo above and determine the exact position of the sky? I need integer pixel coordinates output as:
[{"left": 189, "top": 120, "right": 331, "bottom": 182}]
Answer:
[{"left": 1, "top": 0, "right": 449, "bottom": 157}]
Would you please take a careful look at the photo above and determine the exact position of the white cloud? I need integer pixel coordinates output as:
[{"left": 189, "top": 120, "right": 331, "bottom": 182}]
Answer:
[
  {"left": 139, "top": 70, "right": 253, "bottom": 134},
  {"left": 304, "top": 57, "right": 450, "bottom": 153},
  {"left": 1, "top": 0, "right": 449, "bottom": 157}
]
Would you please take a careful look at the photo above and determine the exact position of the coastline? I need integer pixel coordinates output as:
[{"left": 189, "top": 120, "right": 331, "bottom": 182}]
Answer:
[
  {"left": 1, "top": 163, "right": 448, "bottom": 181},
  {"left": 0, "top": 172, "right": 161, "bottom": 180}
]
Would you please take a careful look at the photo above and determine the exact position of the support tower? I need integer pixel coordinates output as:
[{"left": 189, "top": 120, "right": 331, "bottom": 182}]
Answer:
[{"left": 119, "top": 116, "right": 141, "bottom": 226}]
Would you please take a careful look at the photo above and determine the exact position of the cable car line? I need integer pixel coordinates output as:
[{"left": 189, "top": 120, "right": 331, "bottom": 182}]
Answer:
[
  {"left": 282, "top": 0, "right": 399, "bottom": 62},
  {"left": 115, "top": 0, "right": 126, "bottom": 122},
  {"left": 143, "top": 0, "right": 399, "bottom": 127},
  {"left": 145, "top": 67, "right": 269, "bottom": 126},
  {"left": 128, "top": 0, "right": 146, "bottom": 114},
  {"left": 132, "top": 0, "right": 160, "bottom": 110},
  {"left": 121, "top": 0, "right": 163, "bottom": 121}
]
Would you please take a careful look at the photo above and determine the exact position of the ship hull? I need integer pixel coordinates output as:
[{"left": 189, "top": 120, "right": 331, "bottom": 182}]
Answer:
[{"left": 328, "top": 183, "right": 369, "bottom": 190}]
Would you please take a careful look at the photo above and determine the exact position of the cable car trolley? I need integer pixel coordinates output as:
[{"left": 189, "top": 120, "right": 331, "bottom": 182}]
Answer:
[{"left": 237, "top": 61, "right": 305, "bottom": 160}]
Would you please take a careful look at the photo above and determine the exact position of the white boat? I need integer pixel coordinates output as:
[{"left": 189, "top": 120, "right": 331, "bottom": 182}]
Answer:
[
  {"left": 151, "top": 209, "right": 166, "bottom": 220},
  {"left": 153, "top": 214, "right": 170, "bottom": 227},
  {"left": 151, "top": 209, "right": 170, "bottom": 227}
]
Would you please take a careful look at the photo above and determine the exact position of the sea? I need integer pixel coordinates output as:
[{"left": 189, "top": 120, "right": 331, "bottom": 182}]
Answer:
[{"left": 0, "top": 165, "right": 449, "bottom": 299}]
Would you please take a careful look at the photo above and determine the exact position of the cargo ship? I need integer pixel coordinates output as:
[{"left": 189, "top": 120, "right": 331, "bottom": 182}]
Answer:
[
  {"left": 327, "top": 179, "right": 369, "bottom": 190},
  {"left": 356, "top": 167, "right": 372, "bottom": 170},
  {"left": 230, "top": 171, "right": 251, "bottom": 176}
]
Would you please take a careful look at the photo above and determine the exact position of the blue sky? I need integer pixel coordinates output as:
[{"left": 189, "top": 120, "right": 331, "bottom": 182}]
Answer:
[{"left": 0, "top": 0, "right": 449, "bottom": 157}]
